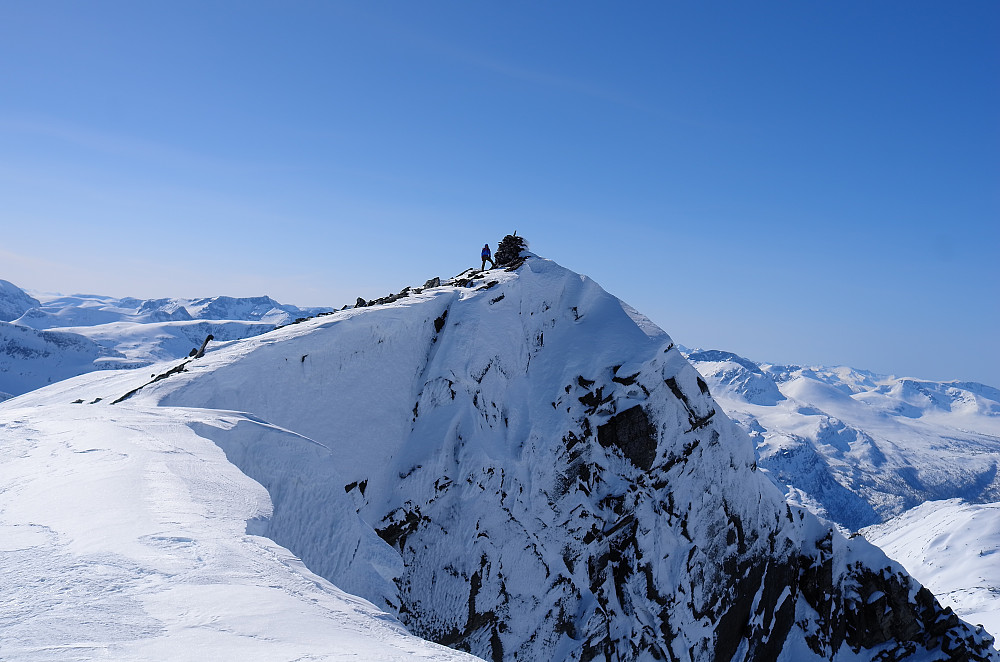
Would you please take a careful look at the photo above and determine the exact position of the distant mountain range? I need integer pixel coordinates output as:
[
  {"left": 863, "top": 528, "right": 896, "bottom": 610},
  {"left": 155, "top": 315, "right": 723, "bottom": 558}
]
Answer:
[
  {"left": 684, "top": 348, "right": 1000, "bottom": 530},
  {"left": 0, "top": 279, "right": 331, "bottom": 398}
]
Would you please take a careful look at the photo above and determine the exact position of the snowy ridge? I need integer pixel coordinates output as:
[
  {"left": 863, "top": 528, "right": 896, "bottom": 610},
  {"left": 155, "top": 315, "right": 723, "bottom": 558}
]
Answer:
[{"left": 9, "top": 255, "right": 995, "bottom": 660}]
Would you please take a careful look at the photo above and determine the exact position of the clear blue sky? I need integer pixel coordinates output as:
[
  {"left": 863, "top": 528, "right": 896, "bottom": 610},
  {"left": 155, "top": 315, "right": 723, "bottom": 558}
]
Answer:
[{"left": 1, "top": 2, "right": 997, "bottom": 385}]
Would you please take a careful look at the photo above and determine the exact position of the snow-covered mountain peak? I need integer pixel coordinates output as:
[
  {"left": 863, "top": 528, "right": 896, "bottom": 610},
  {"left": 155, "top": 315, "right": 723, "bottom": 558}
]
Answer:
[
  {"left": 11, "top": 255, "right": 996, "bottom": 660},
  {"left": 684, "top": 348, "right": 786, "bottom": 406},
  {"left": 0, "top": 279, "right": 41, "bottom": 322}
]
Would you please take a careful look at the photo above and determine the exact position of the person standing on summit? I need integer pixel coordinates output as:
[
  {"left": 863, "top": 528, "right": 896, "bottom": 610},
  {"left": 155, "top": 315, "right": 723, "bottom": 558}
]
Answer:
[{"left": 481, "top": 243, "right": 495, "bottom": 271}]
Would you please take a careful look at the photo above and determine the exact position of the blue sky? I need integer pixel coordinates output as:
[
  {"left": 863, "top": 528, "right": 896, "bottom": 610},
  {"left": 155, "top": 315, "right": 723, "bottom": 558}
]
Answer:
[{"left": 1, "top": 2, "right": 997, "bottom": 385}]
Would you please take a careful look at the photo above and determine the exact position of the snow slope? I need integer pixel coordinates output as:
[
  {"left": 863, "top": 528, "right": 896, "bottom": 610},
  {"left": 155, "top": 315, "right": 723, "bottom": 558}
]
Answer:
[
  {"left": 7, "top": 255, "right": 995, "bottom": 660},
  {"left": 0, "top": 396, "right": 481, "bottom": 661},
  {"left": 863, "top": 500, "right": 1000, "bottom": 645}
]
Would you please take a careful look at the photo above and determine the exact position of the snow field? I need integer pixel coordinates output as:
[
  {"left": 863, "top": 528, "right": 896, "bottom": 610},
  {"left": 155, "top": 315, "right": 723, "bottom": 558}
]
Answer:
[
  {"left": 863, "top": 499, "right": 1000, "bottom": 639},
  {"left": 0, "top": 403, "right": 482, "bottom": 661}
]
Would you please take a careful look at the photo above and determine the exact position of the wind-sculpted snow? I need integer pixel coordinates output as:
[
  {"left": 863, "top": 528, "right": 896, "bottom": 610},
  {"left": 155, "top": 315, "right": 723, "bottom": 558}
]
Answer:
[
  {"left": 45, "top": 255, "right": 987, "bottom": 661},
  {"left": 188, "top": 415, "right": 403, "bottom": 612},
  {"left": 0, "top": 401, "right": 481, "bottom": 660}
]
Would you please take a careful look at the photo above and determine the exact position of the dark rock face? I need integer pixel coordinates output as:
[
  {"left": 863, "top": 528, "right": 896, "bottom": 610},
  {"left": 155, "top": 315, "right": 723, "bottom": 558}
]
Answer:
[
  {"left": 597, "top": 405, "right": 657, "bottom": 471},
  {"left": 494, "top": 234, "right": 527, "bottom": 267},
  {"left": 380, "top": 335, "right": 999, "bottom": 661}
]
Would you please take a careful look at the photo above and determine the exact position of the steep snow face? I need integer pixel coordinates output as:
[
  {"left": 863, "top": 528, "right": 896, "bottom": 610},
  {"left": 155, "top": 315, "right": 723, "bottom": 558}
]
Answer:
[
  {"left": 687, "top": 351, "right": 1000, "bottom": 531},
  {"left": 0, "top": 280, "right": 41, "bottom": 322},
  {"left": 50, "top": 256, "right": 990, "bottom": 661},
  {"left": 863, "top": 500, "right": 1000, "bottom": 641},
  {"left": 0, "top": 400, "right": 482, "bottom": 661}
]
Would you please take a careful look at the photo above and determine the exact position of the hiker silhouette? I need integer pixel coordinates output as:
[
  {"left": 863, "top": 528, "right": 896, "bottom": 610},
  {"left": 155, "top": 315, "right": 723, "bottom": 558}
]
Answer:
[{"left": 481, "top": 243, "right": 495, "bottom": 271}]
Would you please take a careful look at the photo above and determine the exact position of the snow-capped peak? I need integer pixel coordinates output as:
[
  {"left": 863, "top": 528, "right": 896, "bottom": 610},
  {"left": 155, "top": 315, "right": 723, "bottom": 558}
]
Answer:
[{"left": 2, "top": 256, "right": 997, "bottom": 660}]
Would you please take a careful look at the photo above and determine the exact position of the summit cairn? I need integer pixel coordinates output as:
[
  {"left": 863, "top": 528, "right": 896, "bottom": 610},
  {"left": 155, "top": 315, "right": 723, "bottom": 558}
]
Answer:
[{"left": 495, "top": 233, "right": 527, "bottom": 268}]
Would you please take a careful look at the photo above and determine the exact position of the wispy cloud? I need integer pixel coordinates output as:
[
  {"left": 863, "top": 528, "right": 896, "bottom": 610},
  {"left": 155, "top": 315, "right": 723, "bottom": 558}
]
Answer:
[
  {"left": 0, "top": 114, "right": 291, "bottom": 177},
  {"left": 350, "top": 8, "right": 654, "bottom": 113},
  {"left": 351, "top": 9, "right": 731, "bottom": 131}
]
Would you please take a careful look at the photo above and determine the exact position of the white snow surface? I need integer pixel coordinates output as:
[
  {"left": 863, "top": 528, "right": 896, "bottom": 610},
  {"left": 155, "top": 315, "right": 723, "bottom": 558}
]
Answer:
[
  {"left": 0, "top": 400, "right": 480, "bottom": 661},
  {"left": 863, "top": 499, "right": 1000, "bottom": 643}
]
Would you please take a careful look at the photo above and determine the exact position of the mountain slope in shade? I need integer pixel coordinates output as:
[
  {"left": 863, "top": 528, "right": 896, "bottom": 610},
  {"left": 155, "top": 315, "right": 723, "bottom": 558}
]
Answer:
[
  {"left": 10, "top": 255, "right": 995, "bottom": 661},
  {"left": 0, "top": 321, "right": 117, "bottom": 399},
  {"left": 0, "top": 279, "right": 41, "bottom": 322}
]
